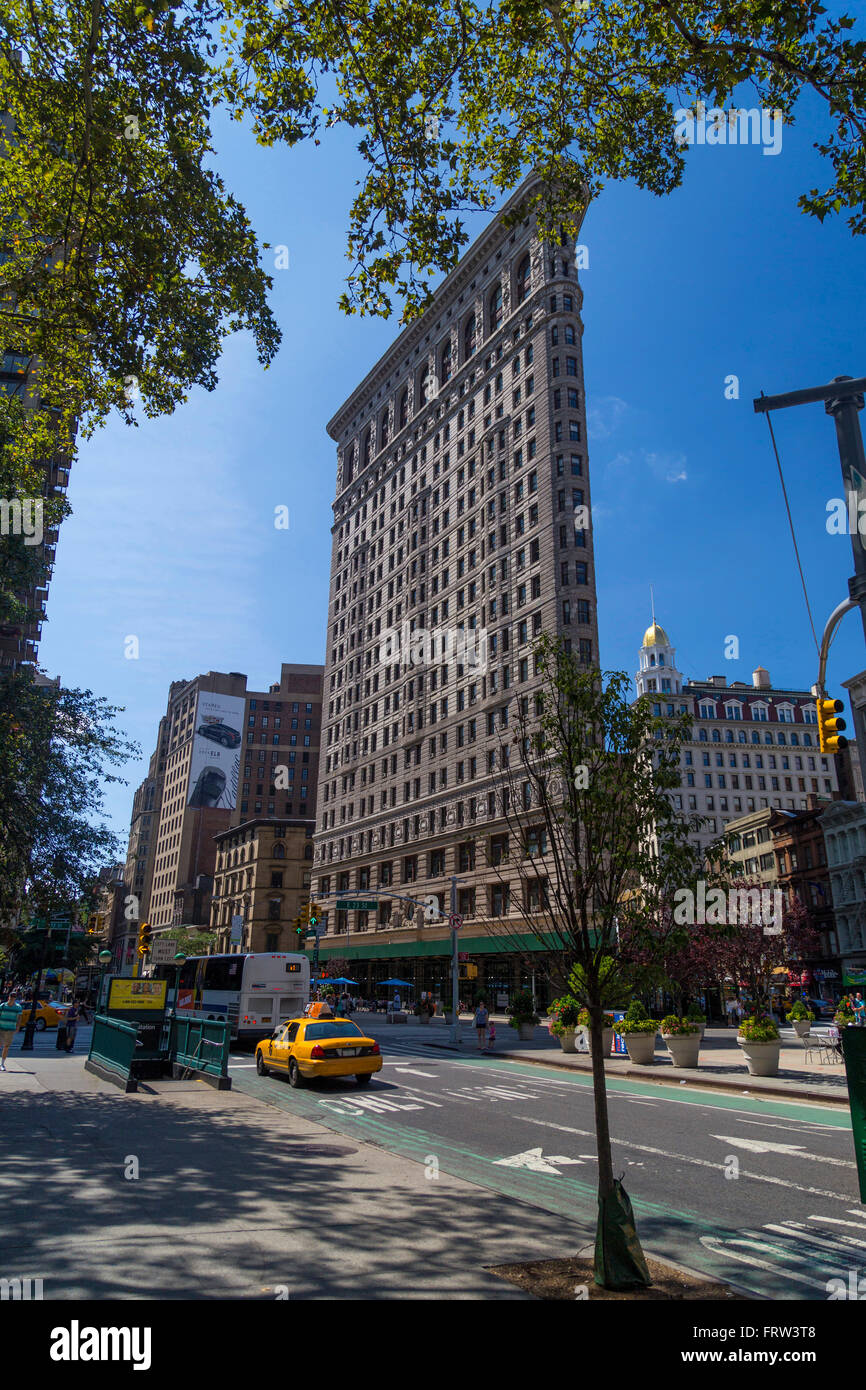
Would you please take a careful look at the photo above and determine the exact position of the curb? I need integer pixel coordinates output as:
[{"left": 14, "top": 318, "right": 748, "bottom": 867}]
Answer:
[{"left": 489, "top": 1049, "right": 850, "bottom": 1106}]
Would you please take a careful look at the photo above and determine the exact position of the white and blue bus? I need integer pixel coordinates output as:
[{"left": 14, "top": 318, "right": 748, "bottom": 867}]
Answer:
[{"left": 156, "top": 953, "right": 311, "bottom": 1043}]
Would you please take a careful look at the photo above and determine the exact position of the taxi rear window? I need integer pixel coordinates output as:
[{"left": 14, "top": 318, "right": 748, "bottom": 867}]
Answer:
[{"left": 304, "top": 1022, "right": 364, "bottom": 1040}]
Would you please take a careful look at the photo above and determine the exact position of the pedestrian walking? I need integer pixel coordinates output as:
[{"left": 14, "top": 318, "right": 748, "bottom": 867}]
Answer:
[
  {"left": 0, "top": 992, "right": 22, "bottom": 1071},
  {"left": 487, "top": 1019, "right": 496, "bottom": 1051},
  {"left": 854, "top": 992, "right": 866, "bottom": 1027},
  {"left": 474, "top": 1000, "right": 489, "bottom": 1051},
  {"left": 64, "top": 1000, "right": 80, "bottom": 1053}
]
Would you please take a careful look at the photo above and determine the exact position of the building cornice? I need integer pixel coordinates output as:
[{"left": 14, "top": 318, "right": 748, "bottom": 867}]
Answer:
[{"left": 326, "top": 171, "right": 587, "bottom": 443}]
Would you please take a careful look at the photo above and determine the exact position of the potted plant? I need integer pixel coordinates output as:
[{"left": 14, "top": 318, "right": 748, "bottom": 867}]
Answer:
[
  {"left": 507, "top": 989, "right": 540, "bottom": 1041},
  {"left": 614, "top": 1000, "right": 658, "bottom": 1065},
  {"left": 577, "top": 1007, "right": 615, "bottom": 1057},
  {"left": 835, "top": 999, "right": 856, "bottom": 1028},
  {"left": 441, "top": 997, "right": 454, "bottom": 1020},
  {"left": 661, "top": 1015, "right": 701, "bottom": 1068},
  {"left": 786, "top": 1000, "right": 815, "bottom": 1038},
  {"left": 547, "top": 996, "right": 582, "bottom": 1053},
  {"left": 738, "top": 1014, "right": 781, "bottom": 1076},
  {"left": 685, "top": 1004, "right": 706, "bottom": 1038}
]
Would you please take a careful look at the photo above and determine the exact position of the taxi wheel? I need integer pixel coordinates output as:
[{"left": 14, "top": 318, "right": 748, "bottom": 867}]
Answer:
[
  {"left": 35, "top": 1018, "right": 47, "bottom": 1032},
  {"left": 289, "top": 1060, "right": 304, "bottom": 1088},
  {"left": 355, "top": 1072, "right": 372, "bottom": 1086},
  {"left": 256, "top": 1051, "right": 268, "bottom": 1076}
]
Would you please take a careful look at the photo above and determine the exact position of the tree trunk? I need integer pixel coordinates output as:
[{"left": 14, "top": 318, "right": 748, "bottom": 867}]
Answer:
[{"left": 588, "top": 1004, "right": 614, "bottom": 1198}]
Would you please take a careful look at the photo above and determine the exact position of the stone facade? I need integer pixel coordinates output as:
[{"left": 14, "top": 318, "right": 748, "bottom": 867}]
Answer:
[
  {"left": 211, "top": 819, "right": 315, "bottom": 955},
  {"left": 820, "top": 800, "right": 866, "bottom": 989},
  {"left": 311, "top": 172, "right": 597, "bottom": 998},
  {"left": 636, "top": 623, "right": 840, "bottom": 857}
]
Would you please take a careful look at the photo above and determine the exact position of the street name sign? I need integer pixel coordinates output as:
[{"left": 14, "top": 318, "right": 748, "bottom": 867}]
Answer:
[{"left": 335, "top": 899, "right": 378, "bottom": 911}]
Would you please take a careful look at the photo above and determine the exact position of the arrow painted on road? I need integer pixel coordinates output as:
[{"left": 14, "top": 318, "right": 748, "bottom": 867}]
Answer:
[
  {"left": 711, "top": 1135, "right": 855, "bottom": 1168},
  {"left": 493, "top": 1147, "right": 585, "bottom": 1175}
]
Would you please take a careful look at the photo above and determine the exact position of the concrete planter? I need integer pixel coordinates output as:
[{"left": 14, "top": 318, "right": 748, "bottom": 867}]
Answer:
[
  {"left": 662, "top": 1031, "right": 701, "bottom": 1068},
  {"left": 417, "top": 1013, "right": 431, "bottom": 1025},
  {"left": 738, "top": 1037, "right": 781, "bottom": 1076},
  {"left": 587, "top": 1027, "right": 614, "bottom": 1058},
  {"left": 516, "top": 1021, "right": 537, "bottom": 1041},
  {"left": 686, "top": 1021, "right": 706, "bottom": 1039},
  {"left": 790, "top": 1019, "right": 811, "bottom": 1038},
  {"left": 622, "top": 1030, "right": 657, "bottom": 1065},
  {"left": 555, "top": 1029, "right": 578, "bottom": 1054}
]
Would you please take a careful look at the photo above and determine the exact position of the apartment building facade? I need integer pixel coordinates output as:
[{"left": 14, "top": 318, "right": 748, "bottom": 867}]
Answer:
[
  {"left": 311, "top": 173, "right": 598, "bottom": 1002},
  {"left": 635, "top": 621, "right": 840, "bottom": 858},
  {"left": 129, "top": 663, "right": 322, "bottom": 949},
  {"left": 211, "top": 819, "right": 315, "bottom": 955}
]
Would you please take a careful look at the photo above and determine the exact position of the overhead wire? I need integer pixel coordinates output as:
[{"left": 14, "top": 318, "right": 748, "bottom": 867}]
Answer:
[{"left": 761, "top": 393, "right": 821, "bottom": 656}]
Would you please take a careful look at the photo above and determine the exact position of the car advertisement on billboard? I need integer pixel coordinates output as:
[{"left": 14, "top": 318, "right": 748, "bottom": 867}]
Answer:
[{"left": 186, "top": 691, "right": 244, "bottom": 809}]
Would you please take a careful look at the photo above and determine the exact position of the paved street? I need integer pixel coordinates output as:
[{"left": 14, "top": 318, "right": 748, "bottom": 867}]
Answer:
[{"left": 229, "top": 1019, "right": 862, "bottom": 1301}]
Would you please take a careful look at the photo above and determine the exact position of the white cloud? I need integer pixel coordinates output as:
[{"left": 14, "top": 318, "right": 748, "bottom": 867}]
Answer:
[{"left": 587, "top": 396, "right": 629, "bottom": 440}]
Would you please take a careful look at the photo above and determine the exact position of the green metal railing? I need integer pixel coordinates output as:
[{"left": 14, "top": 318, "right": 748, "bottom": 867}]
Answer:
[
  {"left": 86, "top": 1014, "right": 139, "bottom": 1089},
  {"left": 169, "top": 1011, "right": 230, "bottom": 1082}
]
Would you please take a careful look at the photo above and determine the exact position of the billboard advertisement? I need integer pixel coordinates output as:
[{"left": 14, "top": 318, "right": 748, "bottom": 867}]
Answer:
[{"left": 186, "top": 691, "right": 244, "bottom": 810}]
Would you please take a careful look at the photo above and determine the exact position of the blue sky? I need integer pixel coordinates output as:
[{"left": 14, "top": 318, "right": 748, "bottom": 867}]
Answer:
[{"left": 37, "top": 96, "right": 866, "bottom": 847}]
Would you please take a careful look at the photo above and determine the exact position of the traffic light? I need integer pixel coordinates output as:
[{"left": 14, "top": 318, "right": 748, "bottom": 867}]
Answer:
[
  {"left": 817, "top": 697, "right": 848, "bottom": 753},
  {"left": 308, "top": 902, "right": 320, "bottom": 930},
  {"left": 137, "top": 921, "right": 152, "bottom": 957},
  {"left": 87, "top": 914, "right": 98, "bottom": 935},
  {"left": 292, "top": 915, "right": 303, "bottom": 940}
]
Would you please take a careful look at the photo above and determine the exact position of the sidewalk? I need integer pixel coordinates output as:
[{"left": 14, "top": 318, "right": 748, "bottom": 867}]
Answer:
[
  {"left": 0, "top": 1052, "right": 596, "bottom": 1300},
  {"left": 356, "top": 1014, "right": 851, "bottom": 1106}
]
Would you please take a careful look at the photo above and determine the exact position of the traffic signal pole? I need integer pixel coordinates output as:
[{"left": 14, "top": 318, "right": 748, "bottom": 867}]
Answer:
[{"left": 754, "top": 374, "right": 866, "bottom": 643}]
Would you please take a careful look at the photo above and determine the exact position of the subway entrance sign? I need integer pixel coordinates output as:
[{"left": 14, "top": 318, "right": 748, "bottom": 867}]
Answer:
[
  {"left": 106, "top": 977, "right": 168, "bottom": 1058},
  {"left": 335, "top": 900, "right": 378, "bottom": 911}
]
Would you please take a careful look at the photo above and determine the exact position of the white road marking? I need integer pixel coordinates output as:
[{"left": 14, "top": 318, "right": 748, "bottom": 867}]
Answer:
[
  {"left": 710, "top": 1134, "right": 855, "bottom": 1168},
  {"left": 699, "top": 1236, "right": 834, "bottom": 1291},
  {"left": 513, "top": 1115, "right": 855, "bottom": 1202},
  {"left": 815, "top": 1215, "right": 866, "bottom": 1230},
  {"left": 392, "top": 1067, "right": 437, "bottom": 1077},
  {"left": 494, "top": 1147, "right": 585, "bottom": 1174},
  {"left": 763, "top": 1222, "right": 866, "bottom": 1253},
  {"left": 726, "top": 1116, "right": 842, "bottom": 1136},
  {"left": 230, "top": 1062, "right": 257, "bottom": 1069}
]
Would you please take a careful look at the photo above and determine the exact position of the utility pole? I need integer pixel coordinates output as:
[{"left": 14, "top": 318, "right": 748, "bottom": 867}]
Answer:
[{"left": 754, "top": 374, "right": 866, "bottom": 642}]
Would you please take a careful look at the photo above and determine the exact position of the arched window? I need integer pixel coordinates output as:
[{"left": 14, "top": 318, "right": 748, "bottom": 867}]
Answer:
[
  {"left": 489, "top": 283, "right": 503, "bottom": 333},
  {"left": 463, "top": 312, "right": 476, "bottom": 361},
  {"left": 418, "top": 363, "right": 429, "bottom": 410},
  {"left": 398, "top": 388, "right": 408, "bottom": 430},
  {"left": 273, "top": 842, "right": 286, "bottom": 859},
  {"left": 440, "top": 340, "right": 452, "bottom": 384},
  {"left": 516, "top": 253, "right": 531, "bottom": 304},
  {"left": 304, "top": 843, "right": 313, "bottom": 860},
  {"left": 380, "top": 408, "right": 389, "bottom": 448},
  {"left": 343, "top": 444, "right": 355, "bottom": 485},
  {"left": 712, "top": 729, "right": 721, "bottom": 743},
  {"left": 362, "top": 428, "right": 372, "bottom": 468}
]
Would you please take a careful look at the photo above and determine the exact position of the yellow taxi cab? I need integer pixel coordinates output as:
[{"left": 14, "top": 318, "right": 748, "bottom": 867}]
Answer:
[
  {"left": 255, "top": 1016, "right": 382, "bottom": 1088},
  {"left": 16, "top": 1001, "right": 65, "bottom": 1031}
]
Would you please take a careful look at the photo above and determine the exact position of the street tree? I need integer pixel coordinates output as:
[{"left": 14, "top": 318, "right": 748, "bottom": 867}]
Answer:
[
  {"left": 0, "top": 671, "right": 138, "bottom": 926},
  {"left": 221, "top": 0, "right": 866, "bottom": 318},
  {"left": 487, "top": 634, "right": 711, "bottom": 1287}
]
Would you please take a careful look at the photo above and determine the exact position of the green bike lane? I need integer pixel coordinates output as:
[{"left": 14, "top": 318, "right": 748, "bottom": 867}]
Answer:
[{"left": 229, "top": 1049, "right": 861, "bottom": 1300}]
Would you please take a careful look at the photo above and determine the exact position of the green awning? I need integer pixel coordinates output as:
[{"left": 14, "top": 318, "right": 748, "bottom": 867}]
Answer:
[{"left": 309, "top": 931, "right": 563, "bottom": 962}]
